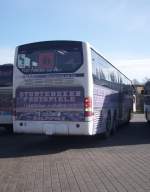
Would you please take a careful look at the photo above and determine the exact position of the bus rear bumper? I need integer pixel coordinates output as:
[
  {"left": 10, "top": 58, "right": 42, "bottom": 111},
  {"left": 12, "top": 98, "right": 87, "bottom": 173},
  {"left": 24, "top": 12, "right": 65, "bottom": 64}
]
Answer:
[{"left": 13, "top": 120, "right": 94, "bottom": 136}]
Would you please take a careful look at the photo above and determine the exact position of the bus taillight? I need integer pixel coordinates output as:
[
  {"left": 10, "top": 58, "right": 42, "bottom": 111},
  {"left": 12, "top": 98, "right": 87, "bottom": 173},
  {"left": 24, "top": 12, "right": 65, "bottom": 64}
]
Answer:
[{"left": 84, "top": 97, "right": 93, "bottom": 117}]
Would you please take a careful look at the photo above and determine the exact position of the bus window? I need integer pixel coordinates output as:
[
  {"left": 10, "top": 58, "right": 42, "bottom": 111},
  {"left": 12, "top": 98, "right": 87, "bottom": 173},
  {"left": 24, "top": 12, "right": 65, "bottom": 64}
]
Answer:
[{"left": 17, "top": 42, "right": 83, "bottom": 74}]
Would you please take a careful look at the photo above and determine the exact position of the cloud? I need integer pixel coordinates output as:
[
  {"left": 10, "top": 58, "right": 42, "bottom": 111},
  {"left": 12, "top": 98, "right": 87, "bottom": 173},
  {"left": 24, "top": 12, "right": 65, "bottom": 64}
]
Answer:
[
  {"left": 0, "top": 48, "right": 14, "bottom": 65},
  {"left": 112, "top": 58, "right": 150, "bottom": 82}
]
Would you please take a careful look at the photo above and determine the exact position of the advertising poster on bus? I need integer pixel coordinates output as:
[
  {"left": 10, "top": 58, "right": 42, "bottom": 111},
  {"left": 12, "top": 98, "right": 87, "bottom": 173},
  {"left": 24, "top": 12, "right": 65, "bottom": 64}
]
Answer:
[{"left": 16, "top": 86, "right": 84, "bottom": 121}]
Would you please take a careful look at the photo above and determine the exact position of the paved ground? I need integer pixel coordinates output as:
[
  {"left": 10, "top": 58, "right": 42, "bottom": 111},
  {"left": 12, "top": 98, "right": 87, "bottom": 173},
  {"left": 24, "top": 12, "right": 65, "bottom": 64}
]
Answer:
[{"left": 0, "top": 114, "right": 150, "bottom": 192}]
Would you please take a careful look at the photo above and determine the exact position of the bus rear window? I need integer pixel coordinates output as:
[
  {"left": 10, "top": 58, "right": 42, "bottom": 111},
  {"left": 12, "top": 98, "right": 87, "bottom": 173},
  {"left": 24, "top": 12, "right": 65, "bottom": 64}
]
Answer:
[{"left": 17, "top": 41, "right": 83, "bottom": 74}]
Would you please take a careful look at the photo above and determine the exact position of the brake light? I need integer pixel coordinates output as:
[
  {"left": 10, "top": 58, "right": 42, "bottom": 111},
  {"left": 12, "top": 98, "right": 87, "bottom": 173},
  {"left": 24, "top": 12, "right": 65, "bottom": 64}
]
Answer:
[{"left": 84, "top": 97, "right": 93, "bottom": 117}]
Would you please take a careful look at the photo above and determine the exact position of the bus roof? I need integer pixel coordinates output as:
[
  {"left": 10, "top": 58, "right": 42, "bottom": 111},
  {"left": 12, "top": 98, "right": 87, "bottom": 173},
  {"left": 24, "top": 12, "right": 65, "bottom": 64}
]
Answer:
[
  {"left": 17, "top": 40, "right": 83, "bottom": 49},
  {"left": 0, "top": 63, "right": 13, "bottom": 68}
]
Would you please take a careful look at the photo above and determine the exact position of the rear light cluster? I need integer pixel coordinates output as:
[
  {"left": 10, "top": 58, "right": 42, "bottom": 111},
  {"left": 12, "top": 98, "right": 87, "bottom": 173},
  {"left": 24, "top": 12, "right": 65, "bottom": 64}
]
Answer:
[{"left": 84, "top": 97, "right": 93, "bottom": 117}]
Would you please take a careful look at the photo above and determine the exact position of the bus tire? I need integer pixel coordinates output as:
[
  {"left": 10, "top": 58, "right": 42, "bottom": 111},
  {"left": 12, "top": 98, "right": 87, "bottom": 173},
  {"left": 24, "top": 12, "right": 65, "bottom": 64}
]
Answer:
[
  {"left": 145, "top": 111, "right": 149, "bottom": 121},
  {"left": 127, "top": 110, "right": 131, "bottom": 122},
  {"left": 125, "top": 110, "right": 131, "bottom": 125},
  {"left": 103, "top": 112, "right": 111, "bottom": 139},
  {"left": 111, "top": 113, "right": 117, "bottom": 135},
  {"left": 6, "top": 125, "right": 13, "bottom": 134}
]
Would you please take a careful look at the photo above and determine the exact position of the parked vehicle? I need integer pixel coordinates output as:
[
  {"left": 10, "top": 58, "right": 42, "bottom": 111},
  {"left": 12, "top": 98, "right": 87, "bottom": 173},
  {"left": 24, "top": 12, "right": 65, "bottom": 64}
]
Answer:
[
  {"left": 0, "top": 64, "right": 13, "bottom": 129},
  {"left": 144, "top": 81, "right": 150, "bottom": 123},
  {"left": 13, "top": 40, "right": 133, "bottom": 136}
]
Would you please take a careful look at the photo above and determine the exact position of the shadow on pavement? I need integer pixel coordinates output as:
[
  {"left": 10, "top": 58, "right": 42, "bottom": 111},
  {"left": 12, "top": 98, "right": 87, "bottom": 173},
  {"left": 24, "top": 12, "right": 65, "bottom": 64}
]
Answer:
[{"left": 0, "top": 117, "right": 150, "bottom": 158}]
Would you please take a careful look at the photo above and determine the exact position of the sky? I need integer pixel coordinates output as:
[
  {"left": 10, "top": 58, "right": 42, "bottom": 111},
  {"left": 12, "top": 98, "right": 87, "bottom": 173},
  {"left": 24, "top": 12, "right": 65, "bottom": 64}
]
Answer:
[{"left": 0, "top": 0, "right": 150, "bottom": 83}]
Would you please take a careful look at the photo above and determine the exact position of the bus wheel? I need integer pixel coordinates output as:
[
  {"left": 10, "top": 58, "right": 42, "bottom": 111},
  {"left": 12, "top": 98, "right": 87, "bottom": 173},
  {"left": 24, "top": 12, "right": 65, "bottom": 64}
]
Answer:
[
  {"left": 125, "top": 110, "right": 131, "bottom": 125},
  {"left": 127, "top": 110, "right": 131, "bottom": 122},
  {"left": 145, "top": 111, "right": 148, "bottom": 121},
  {"left": 6, "top": 125, "right": 13, "bottom": 134},
  {"left": 103, "top": 112, "right": 111, "bottom": 138},
  {"left": 111, "top": 115, "right": 117, "bottom": 135}
]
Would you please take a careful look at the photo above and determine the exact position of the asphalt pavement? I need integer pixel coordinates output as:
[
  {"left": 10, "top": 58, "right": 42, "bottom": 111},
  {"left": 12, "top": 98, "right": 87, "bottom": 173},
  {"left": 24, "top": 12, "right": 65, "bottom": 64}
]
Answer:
[{"left": 0, "top": 113, "right": 150, "bottom": 192}]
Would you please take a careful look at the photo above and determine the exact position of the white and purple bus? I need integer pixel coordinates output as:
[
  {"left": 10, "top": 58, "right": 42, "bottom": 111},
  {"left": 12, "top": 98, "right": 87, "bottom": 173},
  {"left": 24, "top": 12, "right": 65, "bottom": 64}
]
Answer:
[
  {"left": 144, "top": 81, "right": 150, "bottom": 123},
  {"left": 13, "top": 40, "right": 133, "bottom": 136},
  {"left": 0, "top": 64, "right": 13, "bottom": 128}
]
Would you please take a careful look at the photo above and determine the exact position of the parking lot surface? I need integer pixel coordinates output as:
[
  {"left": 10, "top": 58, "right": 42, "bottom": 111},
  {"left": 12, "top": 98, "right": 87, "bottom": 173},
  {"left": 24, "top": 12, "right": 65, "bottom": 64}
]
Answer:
[{"left": 0, "top": 113, "right": 150, "bottom": 192}]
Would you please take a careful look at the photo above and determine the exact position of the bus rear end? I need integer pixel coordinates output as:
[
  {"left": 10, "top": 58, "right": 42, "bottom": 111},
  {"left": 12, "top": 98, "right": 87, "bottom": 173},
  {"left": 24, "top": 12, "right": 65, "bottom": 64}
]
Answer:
[{"left": 13, "top": 41, "right": 93, "bottom": 135}]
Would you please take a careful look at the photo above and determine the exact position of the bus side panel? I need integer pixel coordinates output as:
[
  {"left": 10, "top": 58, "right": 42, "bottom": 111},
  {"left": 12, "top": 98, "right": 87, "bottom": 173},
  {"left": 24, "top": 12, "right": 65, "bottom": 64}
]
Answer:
[
  {"left": 144, "top": 95, "right": 150, "bottom": 122},
  {"left": 93, "top": 84, "right": 119, "bottom": 134},
  {"left": 145, "top": 107, "right": 150, "bottom": 121},
  {"left": 0, "top": 88, "right": 13, "bottom": 125},
  {"left": 144, "top": 106, "right": 150, "bottom": 122}
]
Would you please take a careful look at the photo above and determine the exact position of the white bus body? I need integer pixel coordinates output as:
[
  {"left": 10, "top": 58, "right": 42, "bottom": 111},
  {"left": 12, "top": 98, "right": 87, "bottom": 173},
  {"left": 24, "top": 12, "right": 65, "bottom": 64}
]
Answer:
[
  {"left": 13, "top": 41, "right": 133, "bottom": 135},
  {"left": 144, "top": 81, "right": 150, "bottom": 123},
  {"left": 0, "top": 64, "right": 13, "bottom": 127}
]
